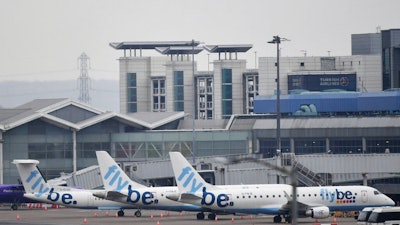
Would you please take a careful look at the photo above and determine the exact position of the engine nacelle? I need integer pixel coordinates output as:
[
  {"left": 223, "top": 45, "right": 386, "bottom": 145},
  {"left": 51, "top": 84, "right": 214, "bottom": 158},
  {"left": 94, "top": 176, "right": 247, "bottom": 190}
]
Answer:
[{"left": 305, "top": 206, "right": 330, "bottom": 219}]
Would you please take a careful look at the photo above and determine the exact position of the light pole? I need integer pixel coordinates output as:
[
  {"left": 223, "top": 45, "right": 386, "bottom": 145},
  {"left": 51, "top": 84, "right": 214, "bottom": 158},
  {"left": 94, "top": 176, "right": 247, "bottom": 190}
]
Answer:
[
  {"left": 267, "top": 36, "right": 296, "bottom": 224},
  {"left": 191, "top": 39, "right": 196, "bottom": 163},
  {"left": 268, "top": 36, "right": 282, "bottom": 156}
]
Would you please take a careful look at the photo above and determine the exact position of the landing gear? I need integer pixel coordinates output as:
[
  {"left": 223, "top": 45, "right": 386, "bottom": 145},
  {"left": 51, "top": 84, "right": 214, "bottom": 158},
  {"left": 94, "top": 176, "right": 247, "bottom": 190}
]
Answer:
[
  {"left": 11, "top": 203, "right": 18, "bottom": 210},
  {"left": 273, "top": 215, "right": 282, "bottom": 223},
  {"left": 196, "top": 212, "right": 205, "bottom": 220},
  {"left": 208, "top": 213, "right": 216, "bottom": 220},
  {"left": 284, "top": 215, "right": 292, "bottom": 224},
  {"left": 117, "top": 210, "right": 125, "bottom": 217},
  {"left": 134, "top": 210, "right": 142, "bottom": 217}
]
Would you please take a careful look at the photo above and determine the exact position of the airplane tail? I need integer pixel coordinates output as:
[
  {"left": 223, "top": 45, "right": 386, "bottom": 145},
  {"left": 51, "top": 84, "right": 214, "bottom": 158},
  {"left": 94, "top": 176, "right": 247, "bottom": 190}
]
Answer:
[
  {"left": 12, "top": 159, "right": 51, "bottom": 196},
  {"left": 169, "top": 151, "right": 215, "bottom": 196},
  {"left": 95, "top": 151, "right": 147, "bottom": 192}
]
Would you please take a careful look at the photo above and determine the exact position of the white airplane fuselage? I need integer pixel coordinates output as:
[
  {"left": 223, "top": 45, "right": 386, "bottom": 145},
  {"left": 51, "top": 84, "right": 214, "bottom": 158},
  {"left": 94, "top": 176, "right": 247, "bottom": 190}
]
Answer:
[
  {"left": 180, "top": 184, "right": 395, "bottom": 216},
  {"left": 23, "top": 187, "right": 136, "bottom": 210}
]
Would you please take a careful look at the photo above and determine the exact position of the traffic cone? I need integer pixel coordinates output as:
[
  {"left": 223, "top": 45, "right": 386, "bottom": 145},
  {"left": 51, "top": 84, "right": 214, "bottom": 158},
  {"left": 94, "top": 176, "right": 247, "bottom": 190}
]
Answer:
[
  {"left": 332, "top": 217, "right": 337, "bottom": 225},
  {"left": 231, "top": 216, "right": 235, "bottom": 223},
  {"left": 16, "top": 214, "right": 21, "bottom": 221},
  {"left": 83, "top": 217, "right": 88, "bottom": 224},
  {"left": 214, "top": 216, "right": 218, "bottom": 222},
  {"left": 44, "top": 206, "right": 48, "bottom": 211},
  {"left": 157, "top": 220, "right": 160, "bottom": 225},
  {"left": 115, "top": 212, "right": 119, "bottom": 218},
  {"left": 94, "top": 212, "right": 98, "bottom": 218},
  {"left": 105, "top": 210, "right": 109, "bottom": 217},
  {"left": 250, "top": 215, "right": 253, "bottom": 220},
  {"left": 160, "top": 213, "right": 163, "bottom": 218},
  {"left": 150, "top": 214, "right": 154, "bottom": 220},
  {"left": 179, "top": 212, "right": 183, "bottom": 217}
]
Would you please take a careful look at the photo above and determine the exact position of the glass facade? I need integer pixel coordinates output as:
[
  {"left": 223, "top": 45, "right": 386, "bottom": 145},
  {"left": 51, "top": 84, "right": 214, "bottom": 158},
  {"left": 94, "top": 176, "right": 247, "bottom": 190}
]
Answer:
[
  {"left": 152, "top": 78, "right": 166, "bottom": 112},
  {"left": 258, "top": 137, "right": 400, "bottom": 158},
  {"left": 173, "top": 71, "right": 184, "bottom": 111},
  {"left": 244, "top": 73, "right": 258, "bottom": 114},
  {"left": 112, "top": 131, "right": 250, "bottom": 161},
  {"left": 221, "top": 69, "right": 232, "bottom": 119},
  {"left": 197, "top": 76, "right": 213, "bottom": 120},
  {"left": 259, "top": 139, "right": 291, "bottom": 158},
  {"left": 127, "top": 73, "right": 137, "bottom": 113},
  {"left": 330, "top": 139, "right": 363, "bottom": 154},
  {"left": 3, "top": 120, "right": 74, "bottom": 183}
]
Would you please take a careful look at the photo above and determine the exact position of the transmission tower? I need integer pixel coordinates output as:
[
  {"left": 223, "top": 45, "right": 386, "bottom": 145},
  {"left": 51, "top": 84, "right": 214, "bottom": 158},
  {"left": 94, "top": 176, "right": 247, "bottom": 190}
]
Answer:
[{"left": 77, "top": 52, "right": 91, "bottom": 104}]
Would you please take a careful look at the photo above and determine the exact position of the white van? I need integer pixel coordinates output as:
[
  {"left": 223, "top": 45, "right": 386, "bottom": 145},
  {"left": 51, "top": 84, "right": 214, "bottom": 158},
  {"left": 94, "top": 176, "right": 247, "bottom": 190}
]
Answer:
[
  {"left": 358, "top": 207, "right": 377, "bottom": 225},
  {"left": 367, "top": 207, "right": 400, "bottom": 225}
]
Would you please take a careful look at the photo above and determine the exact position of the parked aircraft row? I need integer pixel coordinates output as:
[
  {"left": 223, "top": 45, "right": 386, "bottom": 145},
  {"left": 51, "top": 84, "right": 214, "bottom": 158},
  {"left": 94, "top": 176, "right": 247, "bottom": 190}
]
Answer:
[{"left": 7, "top": 151, "right": 395, "bottom": 223}]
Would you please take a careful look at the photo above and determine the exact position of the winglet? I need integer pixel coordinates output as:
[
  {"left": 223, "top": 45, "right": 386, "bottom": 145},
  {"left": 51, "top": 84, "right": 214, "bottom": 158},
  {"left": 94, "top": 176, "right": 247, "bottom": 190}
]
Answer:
[
  {"left": 169, "top": 151, "right": 215, "bottom": 197},
  {"left": 12, "top": 159, "right": 51, "bottom": 197},
  {"left": 96, "top": 151, "right": 146, "bottom": 192}
]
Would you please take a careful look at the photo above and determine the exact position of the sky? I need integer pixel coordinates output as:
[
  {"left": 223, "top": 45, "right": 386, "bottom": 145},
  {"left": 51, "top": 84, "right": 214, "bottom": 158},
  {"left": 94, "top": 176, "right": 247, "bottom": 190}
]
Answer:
[{"left": 0, "top": 0, "right": 399, "bottom": 82}]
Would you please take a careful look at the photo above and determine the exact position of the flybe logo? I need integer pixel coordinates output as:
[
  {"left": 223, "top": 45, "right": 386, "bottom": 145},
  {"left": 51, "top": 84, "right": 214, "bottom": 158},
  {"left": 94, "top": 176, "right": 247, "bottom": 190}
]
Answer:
[
  {"left": 177, "top": 166, "right": 234, "bottom": 208},
  {"left": 104, "top": 165, "right": 129, "bottom": 191},
  {"left": 320, "top": 188, "right": 356, "bottom": 204},
  {"left": 177, "top": 166, "right": 204, "bottom": 193},
  {"left": 104, "top": 165, "right": 158, "bottom": 205},
  {"left": 26, "top": 170, "right": 49, "bottom": 197},
  {"left": 26, "top": 170, "right": 78, "bottom": 205},
  {"left": 202, "top": 187, "right": 234, "bottom": 207}
]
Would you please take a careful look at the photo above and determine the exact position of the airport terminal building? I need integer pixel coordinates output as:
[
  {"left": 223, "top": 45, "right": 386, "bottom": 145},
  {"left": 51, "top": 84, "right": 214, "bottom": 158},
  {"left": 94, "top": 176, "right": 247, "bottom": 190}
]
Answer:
[{"left": 1, "top": 29, "right": 400, "bottom": 200}]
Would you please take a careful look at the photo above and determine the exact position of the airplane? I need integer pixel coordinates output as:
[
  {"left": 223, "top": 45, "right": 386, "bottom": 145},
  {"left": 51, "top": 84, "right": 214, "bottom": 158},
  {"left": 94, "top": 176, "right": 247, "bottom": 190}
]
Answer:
[
  {"left": 13, "top": 159, "right": 143, "bottom": 216},
  {"left": 169, "top": 151, "right": 396, "bottom": 223},
  {"left": 94, "top": 151, "right": 206, "bottom": 217},
  {"left": 0, "top": 184, "right": 41, "bottom": 210}
]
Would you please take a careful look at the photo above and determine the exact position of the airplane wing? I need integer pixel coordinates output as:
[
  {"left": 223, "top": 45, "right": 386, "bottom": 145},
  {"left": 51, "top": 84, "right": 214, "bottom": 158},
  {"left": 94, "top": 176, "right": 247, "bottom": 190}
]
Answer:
[
  {"left": 176, "top": 192, "right": 203, "bottom": 206},
  {"left": 280, "top": 190, "right": 330, "bottom": 219},
  {"left": 104, "top": 191, "right": 127, "bottom": 200},
  {"left": 93, "top": 190, "right": 127, "bottom": 200},
  {"left": 180, "top": 193, "right": 202, "bottom": 201}
]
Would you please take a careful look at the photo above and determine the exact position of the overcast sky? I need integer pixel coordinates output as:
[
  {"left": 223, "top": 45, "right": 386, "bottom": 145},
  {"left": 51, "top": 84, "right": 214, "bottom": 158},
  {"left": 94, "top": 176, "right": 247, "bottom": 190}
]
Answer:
[{"left": 0, "top": 0, "right": 399, "bottom": 82}]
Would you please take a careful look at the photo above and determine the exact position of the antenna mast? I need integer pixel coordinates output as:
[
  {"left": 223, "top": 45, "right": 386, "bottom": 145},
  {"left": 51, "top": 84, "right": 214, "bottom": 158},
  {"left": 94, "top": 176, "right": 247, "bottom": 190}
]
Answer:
[{"left": 77, "top": 52, "right": 91, "bottom": 104}]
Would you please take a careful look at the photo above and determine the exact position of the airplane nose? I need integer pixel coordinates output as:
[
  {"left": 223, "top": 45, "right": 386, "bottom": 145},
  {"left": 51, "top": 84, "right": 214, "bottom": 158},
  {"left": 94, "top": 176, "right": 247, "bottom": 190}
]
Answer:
[{"left": 388, "top": 198, "right": 396, "bottom": 206}]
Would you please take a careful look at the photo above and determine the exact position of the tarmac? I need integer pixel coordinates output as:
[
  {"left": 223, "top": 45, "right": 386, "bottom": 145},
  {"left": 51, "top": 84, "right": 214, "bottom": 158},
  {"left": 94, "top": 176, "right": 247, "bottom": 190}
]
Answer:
[{"left": 0, "top": 204, "right": 358, "bottom": 225}]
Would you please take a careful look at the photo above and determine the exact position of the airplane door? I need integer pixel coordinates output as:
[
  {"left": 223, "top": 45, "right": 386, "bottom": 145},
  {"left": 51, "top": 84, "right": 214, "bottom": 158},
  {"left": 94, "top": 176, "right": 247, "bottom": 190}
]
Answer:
[
  {"left": 152, "top": 192, "right": 157, "bottom": 204},
  {"left": 88, "top": 194, "right": 95, "bottom": 207},
  {"left": 361, "top": 190, "right": 368, "bottom": 203},
  {"left": 227, "top": 194, "right": 233, "bottom": 206}
]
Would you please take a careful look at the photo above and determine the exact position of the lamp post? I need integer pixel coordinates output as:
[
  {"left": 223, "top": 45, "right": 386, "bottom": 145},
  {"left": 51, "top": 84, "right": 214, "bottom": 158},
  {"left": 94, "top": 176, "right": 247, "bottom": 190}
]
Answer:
[
  {"left": 268, "top": 36, "right": 282, "bottom": 156},
  {"left": 191, "top": 39, "right": 196, "bottom": 163},
  {"left": 267, "top": 35, "right": 296, "bottom": 224}
]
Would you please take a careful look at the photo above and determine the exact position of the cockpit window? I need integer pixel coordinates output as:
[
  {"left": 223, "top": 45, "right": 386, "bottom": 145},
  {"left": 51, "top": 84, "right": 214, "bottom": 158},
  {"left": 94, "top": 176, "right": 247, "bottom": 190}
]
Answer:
[{"left": 374, "top": 190, "right": 380, "bottom": 195}]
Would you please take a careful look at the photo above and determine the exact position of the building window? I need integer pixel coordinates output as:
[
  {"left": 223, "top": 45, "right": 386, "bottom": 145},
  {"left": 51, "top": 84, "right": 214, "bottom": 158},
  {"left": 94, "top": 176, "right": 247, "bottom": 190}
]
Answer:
[
  {"left": 300, "top": 62, "right": 305, "bottom": 67},
  {"left": 294, "top": 139, "right": 326, "bottom": 155},
  {"left": 173, "top": 71, "right": 184, "bottom": 111},
  {"left": 152, "top": 78, "right": 166, "bottom": 112},
  {"left": 245, "top": 74, "right": 259, "bottom": 114},
  {"left": 259, "top": 139, "right": 290, "bottom": 158},
  {"left": 127, "top": 73, "right": 137, "bottom": 113},
  {"left": 330, "top": 139, "right": 362, "bottom": 154},
  {"left": 221, "top": 69, "right": 232, "bottom": 119},
  {"left": 366, "top": 138, "right": 400, "bottom": 154}
]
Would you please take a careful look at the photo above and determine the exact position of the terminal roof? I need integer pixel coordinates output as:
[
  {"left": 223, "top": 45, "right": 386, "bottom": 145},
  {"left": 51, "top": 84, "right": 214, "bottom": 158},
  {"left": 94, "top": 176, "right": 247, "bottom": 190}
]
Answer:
[
  {"left": 155, "top": 46, "right": 204, "bottom": 55},
  {"left": 110, "top": 41, "right": 200, "bottom": 50},
  {"left": 205, "top": 44, "right": 253, "bottom": 53}
]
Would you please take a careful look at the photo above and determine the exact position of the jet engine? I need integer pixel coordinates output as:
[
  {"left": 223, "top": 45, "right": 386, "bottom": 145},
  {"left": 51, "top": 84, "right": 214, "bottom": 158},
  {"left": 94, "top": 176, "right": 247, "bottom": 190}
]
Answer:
[{"left": 305, "top": 206, "right": 330, "bottom": 219}]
